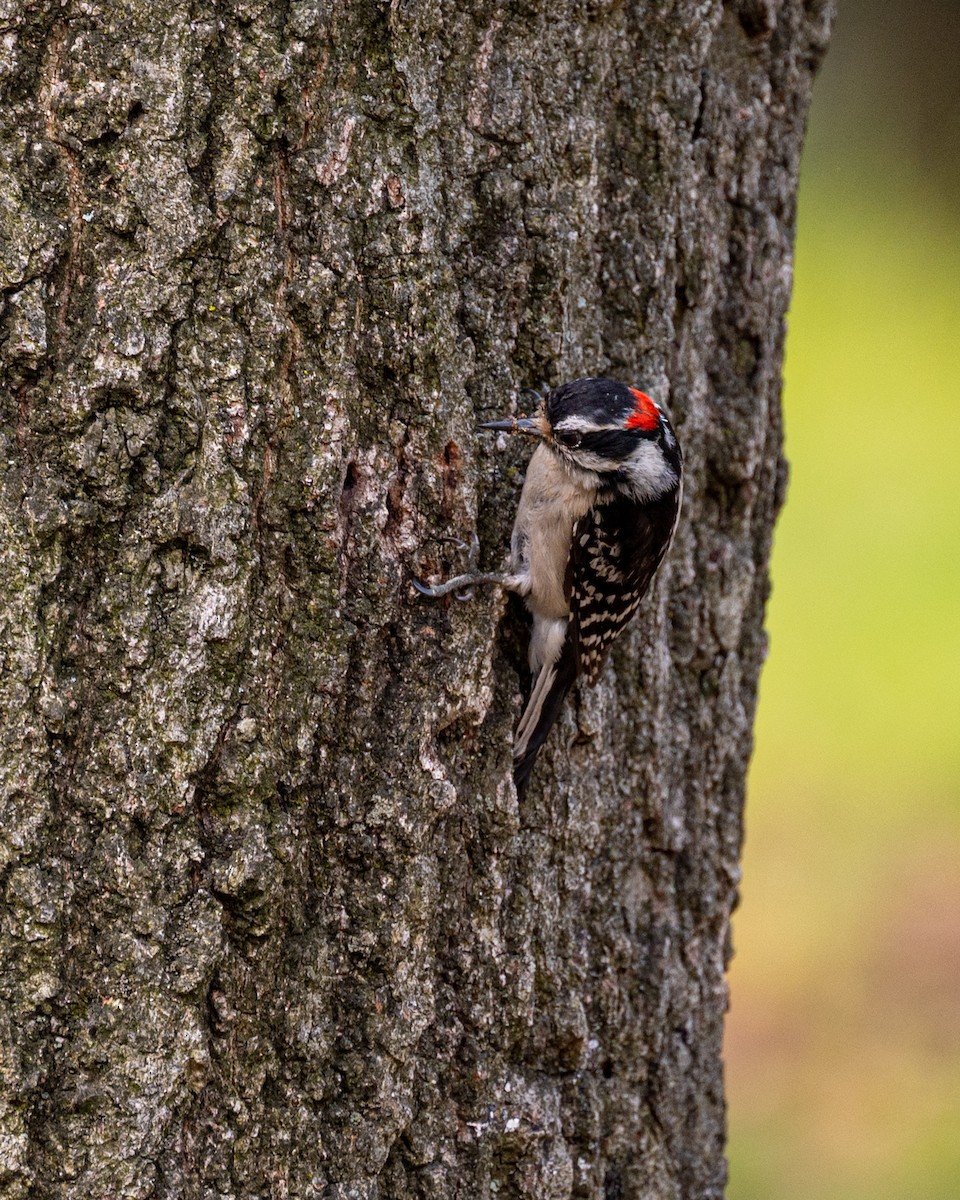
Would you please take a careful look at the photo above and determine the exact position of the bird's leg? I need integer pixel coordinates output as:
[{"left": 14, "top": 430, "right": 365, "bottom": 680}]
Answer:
[
  {"left": 412, "top": 533, "right": 513, "bottom": 601},
  {"left": 412, "top": 571, "right": 513, "bottom": 600}
]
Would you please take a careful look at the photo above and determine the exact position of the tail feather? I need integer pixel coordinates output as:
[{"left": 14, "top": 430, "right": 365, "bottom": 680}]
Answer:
[{"left": 512, "top": 634, "right": 578, "bottom": 796}]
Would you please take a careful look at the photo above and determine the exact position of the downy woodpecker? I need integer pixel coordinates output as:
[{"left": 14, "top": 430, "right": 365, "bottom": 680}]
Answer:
[{"left": 416, "top": 377, "right": 683, "bottom": 794}]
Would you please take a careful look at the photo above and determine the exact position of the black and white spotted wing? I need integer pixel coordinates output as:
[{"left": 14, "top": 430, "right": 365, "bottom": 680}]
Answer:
[{"left": 567, "top": 489, "right": 681, "bottom": 686}]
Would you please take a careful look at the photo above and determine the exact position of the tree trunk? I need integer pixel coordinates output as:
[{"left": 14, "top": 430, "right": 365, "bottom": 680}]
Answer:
[{"left": 0, "top": 1, "right": 830, "bottom": 1196}]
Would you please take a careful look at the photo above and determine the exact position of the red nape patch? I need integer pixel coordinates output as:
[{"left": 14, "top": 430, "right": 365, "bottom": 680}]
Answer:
[{"left": 625, "top": 388, "right": 659, "bottom": 431}]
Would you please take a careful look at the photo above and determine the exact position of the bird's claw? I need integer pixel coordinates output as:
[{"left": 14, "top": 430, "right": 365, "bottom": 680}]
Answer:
[
  {"left": 411, "top": 572, "right": 480, "bottom": 601},
  {"left": 413, "top": 532, "right": 481, "bottom": 600}
]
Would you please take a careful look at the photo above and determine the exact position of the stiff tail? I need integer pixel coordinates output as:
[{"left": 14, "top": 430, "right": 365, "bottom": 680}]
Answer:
[{"left": 512, "top": 633, "right": 578, "bottom": 796}]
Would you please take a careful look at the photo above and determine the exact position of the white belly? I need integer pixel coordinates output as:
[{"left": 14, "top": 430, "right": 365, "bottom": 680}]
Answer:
[{"left": 510, "top": 444, "right": 596, "bottom": 621}]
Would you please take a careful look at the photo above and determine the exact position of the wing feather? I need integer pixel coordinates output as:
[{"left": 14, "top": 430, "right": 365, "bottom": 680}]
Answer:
[
  {"left": 569, "top": 490, "right": 681, "bottom": 685},
  {"left": 511, "top": 486, "right": 680, "bottom": 793}
]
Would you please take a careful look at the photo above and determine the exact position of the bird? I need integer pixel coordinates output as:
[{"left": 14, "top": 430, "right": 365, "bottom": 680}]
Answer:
[{"left": 415, "top": 377, "right": 683, "bottom": 794}]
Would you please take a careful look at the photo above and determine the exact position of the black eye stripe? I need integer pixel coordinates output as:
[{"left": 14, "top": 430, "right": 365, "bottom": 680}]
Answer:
[{"left": 578, "top": 429, "right": 650, "bottom": 456}]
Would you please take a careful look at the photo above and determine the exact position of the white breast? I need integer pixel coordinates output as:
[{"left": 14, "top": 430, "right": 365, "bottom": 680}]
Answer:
[{"left": 509, "top": 444, "right": 597, "bottom": 622}]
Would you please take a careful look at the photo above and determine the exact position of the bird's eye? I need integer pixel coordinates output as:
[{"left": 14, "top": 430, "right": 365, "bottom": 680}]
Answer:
[{"left": 556, "top": 430, "right": 582, "bottom": 449}]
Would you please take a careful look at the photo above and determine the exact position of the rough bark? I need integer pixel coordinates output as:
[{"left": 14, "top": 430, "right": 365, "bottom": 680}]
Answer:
[{"left": 0, "top": 1, "right": 831, "bottom": 1196}]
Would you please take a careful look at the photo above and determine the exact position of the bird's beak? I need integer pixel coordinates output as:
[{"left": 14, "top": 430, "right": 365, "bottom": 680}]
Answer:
[{"left": 478, "top": 416, "right": 543, "bottom": 437}]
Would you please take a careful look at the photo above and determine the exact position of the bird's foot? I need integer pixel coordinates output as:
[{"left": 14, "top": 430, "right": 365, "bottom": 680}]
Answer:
[{"left": 413, "top": 533, "right": 503, "bottom": 601}]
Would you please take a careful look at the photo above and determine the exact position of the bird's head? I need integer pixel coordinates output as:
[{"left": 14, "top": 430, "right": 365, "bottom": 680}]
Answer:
[{"left": 481, "top": 377, "right": 682, "bottom": 501}]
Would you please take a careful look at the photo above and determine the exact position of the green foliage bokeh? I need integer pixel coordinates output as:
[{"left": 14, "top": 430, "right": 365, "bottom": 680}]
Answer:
[{"left": 725, "top": 10, "right": 960, "bottom": 1193}]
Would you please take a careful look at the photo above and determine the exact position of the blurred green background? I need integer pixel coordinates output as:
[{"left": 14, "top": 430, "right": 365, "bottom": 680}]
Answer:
[{"left": 725, "top": 3, "right": 960, "bottom": 1197}]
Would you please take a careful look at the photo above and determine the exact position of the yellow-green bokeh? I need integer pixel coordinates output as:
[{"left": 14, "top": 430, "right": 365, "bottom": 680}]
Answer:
[{"left": 725, "top": 132, "right": 960, "bottom": 1200}]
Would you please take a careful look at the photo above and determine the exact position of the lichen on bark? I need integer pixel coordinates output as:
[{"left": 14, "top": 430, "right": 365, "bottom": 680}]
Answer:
[{"left": 0, "top": 0, "right": 831, "bottom": 1196}]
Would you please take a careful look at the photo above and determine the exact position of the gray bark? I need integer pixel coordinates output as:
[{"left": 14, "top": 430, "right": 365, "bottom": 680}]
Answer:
[{"left": 0, "top": 1, "right": 831, "bottom": 1196}]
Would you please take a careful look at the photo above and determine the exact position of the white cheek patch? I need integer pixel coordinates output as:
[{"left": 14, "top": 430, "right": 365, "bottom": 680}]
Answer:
[
  {"left": 566, "top": 448, "right": 623, "bottom": 475},
  {"left": 554, "top": 438, "right": 677, "bottom": 501},
  {"left": 623, "top": 440, "right": 679, "bottom": 501}
]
